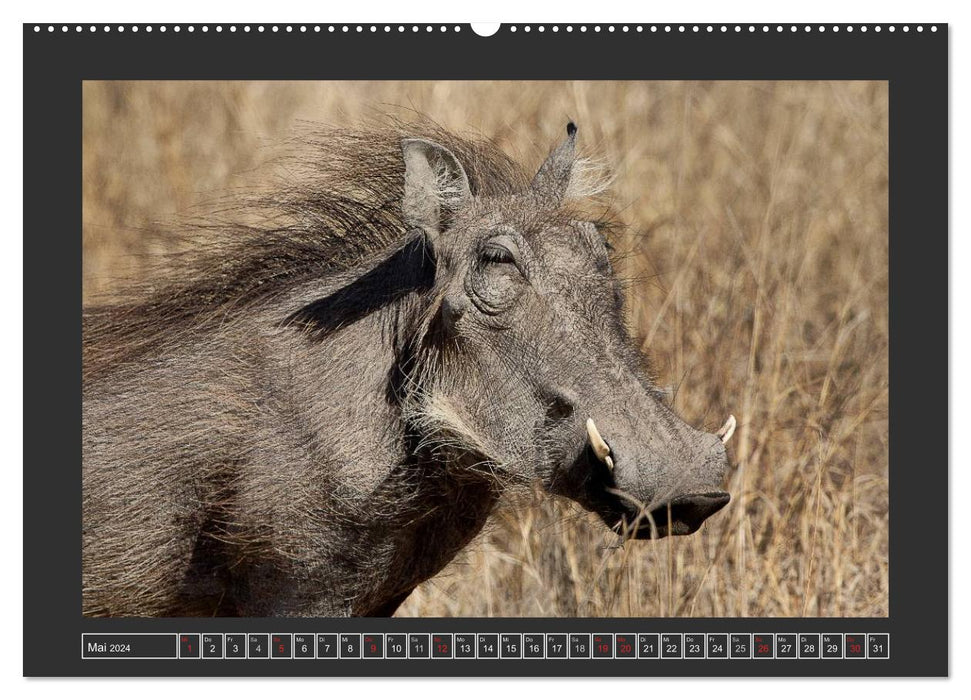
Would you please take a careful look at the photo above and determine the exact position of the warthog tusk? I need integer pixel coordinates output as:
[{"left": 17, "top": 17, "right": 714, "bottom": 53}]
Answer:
[
  {"left": 717, "top": 414, "right": 737, "bottom": 444},
  {"left": 586, "top": 418, "right": 614, "bottom": 471}
]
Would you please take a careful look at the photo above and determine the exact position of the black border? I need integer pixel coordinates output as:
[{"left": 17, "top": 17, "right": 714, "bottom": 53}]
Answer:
[{"left": 23, "top": 23, "right": 948, "bottom": 677}]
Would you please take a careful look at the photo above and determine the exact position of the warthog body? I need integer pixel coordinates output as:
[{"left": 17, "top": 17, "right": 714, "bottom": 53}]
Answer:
[{"left": 83, "top": 123, "right": 733, "bottom": 617}]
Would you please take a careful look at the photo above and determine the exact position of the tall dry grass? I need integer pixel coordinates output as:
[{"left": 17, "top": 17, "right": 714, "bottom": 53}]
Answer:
[{"left": 83, "top": 80, "right": 888, "bottom": 617}]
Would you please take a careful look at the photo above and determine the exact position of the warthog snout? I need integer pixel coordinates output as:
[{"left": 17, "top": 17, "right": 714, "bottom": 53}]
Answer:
[
  {"left": 557, "top": 414, "right": 735, "bottom": 540},
  {"left": 632, "top": 491, "right": 732, "bottom": 539}
]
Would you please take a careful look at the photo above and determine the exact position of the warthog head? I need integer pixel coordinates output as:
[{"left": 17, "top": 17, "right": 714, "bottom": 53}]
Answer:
[{"left": 401, "top": 123, "right": 733, "bottom": 538}]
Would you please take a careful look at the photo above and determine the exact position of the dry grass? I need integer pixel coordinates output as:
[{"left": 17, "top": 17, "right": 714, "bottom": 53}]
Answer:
[{"left": 83, "top": 80, "right": 888, "bottom": 618}]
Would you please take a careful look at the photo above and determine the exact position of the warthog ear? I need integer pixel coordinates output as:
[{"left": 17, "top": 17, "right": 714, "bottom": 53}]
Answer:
[
  {"left": 401, "top": 138, "right": 472, "bottom": 236},
  {"left": 531, "top": 121, "right": 577, "bottom": 202}
]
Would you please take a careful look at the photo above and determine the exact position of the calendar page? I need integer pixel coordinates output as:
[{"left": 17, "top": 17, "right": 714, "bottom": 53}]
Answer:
[{"left": 23, "top": 21, "right": 946, "bottom": 678}]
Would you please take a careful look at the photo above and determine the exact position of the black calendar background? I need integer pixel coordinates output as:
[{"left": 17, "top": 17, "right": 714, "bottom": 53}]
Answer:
[{"left": 23, "top": 22, "right": 947, "bottom": 677}]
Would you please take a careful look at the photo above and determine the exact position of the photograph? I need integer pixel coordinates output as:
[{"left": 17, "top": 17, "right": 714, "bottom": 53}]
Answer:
[{"left": 82, "top": 80, "right": 889, "bottom": 618}]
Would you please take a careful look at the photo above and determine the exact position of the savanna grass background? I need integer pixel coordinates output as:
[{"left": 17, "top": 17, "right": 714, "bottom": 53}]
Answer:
[{"left": 83, "top": 81, "right": 889, "bottom": 618}]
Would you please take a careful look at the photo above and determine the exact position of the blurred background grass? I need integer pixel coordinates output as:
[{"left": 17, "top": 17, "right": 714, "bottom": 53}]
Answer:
[{"left": 83, "top": 80, "right": 888, "bottom": 617}]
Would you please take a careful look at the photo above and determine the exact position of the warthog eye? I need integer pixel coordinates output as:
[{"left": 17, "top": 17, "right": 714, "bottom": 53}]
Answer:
[
  {"left": 468, "top": 233, "right": 526, "bottom": 316},
  {"left": 480, "top": 243, "right": 516, "bottom": 265}
]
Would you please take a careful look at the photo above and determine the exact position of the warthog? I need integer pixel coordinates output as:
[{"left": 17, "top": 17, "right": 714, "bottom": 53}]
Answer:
[{"left": 82, "top": 122, "right": 734, "bottom": 617}]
